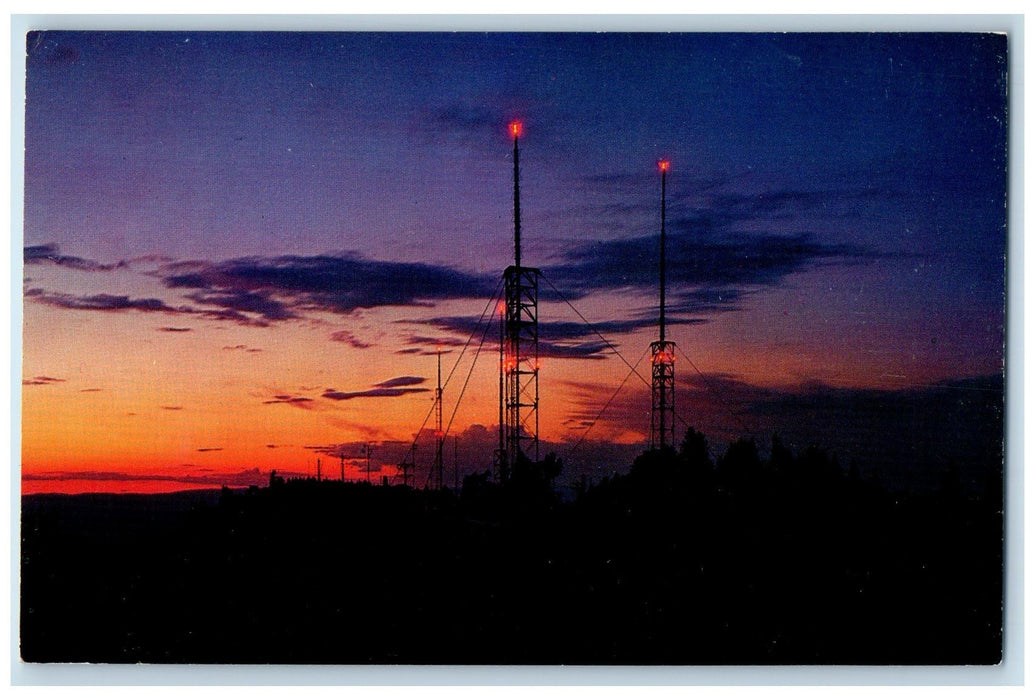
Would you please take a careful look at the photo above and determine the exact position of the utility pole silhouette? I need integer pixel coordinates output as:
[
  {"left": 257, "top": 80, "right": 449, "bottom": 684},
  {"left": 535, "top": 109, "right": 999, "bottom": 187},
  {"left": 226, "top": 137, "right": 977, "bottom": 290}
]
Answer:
[{"left": 434, "top": 350, "right": 444, "bottom": 490}]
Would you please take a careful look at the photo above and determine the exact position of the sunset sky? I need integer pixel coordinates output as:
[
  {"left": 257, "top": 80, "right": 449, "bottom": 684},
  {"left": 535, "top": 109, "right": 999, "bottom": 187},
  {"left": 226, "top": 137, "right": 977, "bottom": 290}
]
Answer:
[{"left": 21, "top": 31, "right": 1007, "bottom": 493}]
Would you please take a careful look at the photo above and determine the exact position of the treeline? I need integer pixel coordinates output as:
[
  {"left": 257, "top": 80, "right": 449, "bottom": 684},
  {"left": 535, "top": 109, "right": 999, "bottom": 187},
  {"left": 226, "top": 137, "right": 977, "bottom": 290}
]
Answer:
[{"left": 20, "top": 429, "right": 1002, "bottom": 664}]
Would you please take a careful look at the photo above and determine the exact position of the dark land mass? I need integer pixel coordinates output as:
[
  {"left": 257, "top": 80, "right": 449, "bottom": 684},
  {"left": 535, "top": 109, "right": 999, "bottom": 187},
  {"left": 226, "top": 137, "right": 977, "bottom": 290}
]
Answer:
[{"left": 21, "top": 432, "right": 1003, "bottom": 665}]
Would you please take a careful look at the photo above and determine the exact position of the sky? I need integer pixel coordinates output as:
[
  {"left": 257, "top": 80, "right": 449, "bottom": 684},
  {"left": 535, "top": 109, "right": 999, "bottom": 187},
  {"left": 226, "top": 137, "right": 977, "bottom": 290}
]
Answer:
[{"left": 20, "top": 31, "right": 1007, "bottom": 494}]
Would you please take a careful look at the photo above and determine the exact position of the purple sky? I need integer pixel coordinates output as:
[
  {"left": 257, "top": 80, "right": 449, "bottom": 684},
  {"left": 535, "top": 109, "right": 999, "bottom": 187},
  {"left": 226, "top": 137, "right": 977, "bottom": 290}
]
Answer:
[{"left": 21, "top": 31, "right": 1007, "bottom": 492}]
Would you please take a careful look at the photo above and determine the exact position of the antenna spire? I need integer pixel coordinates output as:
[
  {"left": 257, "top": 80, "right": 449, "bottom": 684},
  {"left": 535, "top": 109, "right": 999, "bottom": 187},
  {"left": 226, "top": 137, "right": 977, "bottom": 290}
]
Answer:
[
  {"left": 511, "top": 121, "right": 522, "bottom": 268},
  {"left": 659, "top": 159, "right": 669, "bottom": 343}
]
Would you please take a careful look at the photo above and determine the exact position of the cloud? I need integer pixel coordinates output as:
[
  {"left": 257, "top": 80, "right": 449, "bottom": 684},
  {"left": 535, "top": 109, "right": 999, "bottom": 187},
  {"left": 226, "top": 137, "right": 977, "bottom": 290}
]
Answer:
[
  {"left": 547, "top": 231, "right": 877, "bottom": 303},
  {"left": 80, "top": 388, "right": 102, "bottom": 392},
  {"left": 223, "top": 344, "right": 262, "bottom": 352},
  {"left": 374, "top": 376, "right": 426, "bottom": 389},
  {"left": 23, "top": 375, "right": 65, "bottom": 386},
  {"left": 407, "top": 315, "right": 706, "bottom": 360},
  {"left": 161, "top": 405, "right": 183, "bottom": 411},
  {"left": 321, "top": 387, "right": 430, "bottom": 401},
  {"left": 396, "top": 335, "right": 465, "bottom": 356},
  {"left": 24, "top": 243, "right": 125, "bottom": 272},
  {"left": 24, "top": 287, "right": 271, "bottom": 327},
  {"left": 160, "top": 253, "right": 496, "bottom": 319},
  {"left": 319, "top": 375, "right": 432, "bottom": 401},
  {"left": 158, "top": 326, "right": 193, "bottom": 333},
  {"left": 196, "top": 447, "right": 223, "bottom": 452},
  {"left": 263, "top": 394, "right": 315, "bottom": 409},
  {"left": 330, "top": 330, "right": 372, "bottom": 348},
  {"left": 26, "top": 288, "right": 178, "bottom": 313},
  {"left": 185, "top": 289, "right": 297, "bottom": 322}
]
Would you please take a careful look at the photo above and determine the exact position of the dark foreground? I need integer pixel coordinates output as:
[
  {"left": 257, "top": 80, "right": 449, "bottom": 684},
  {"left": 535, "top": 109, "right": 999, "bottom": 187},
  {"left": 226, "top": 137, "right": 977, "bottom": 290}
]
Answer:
[{"left": 21, "top": 440, "right": 1003, "bottom": 664}]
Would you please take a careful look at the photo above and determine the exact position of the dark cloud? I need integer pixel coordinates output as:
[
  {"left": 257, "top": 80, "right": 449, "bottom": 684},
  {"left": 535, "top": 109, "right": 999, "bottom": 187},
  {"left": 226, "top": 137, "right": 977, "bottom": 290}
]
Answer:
[
  {"left": 22, "top": 375, "right": 65, "bottom": 386},
  {"left": 537, "top": 176, "right": 888, "bottom": 322},
  {"left": 158, "top": 326, "right": 193, "bottom": 333},
  {"left": 320, "top": 375, "right": 431, "bottom": 401},
  {"left": 374, "top": 376, "right": 426, "bottom": 389},
  {"left": 408, "top": 315, "right": 705, "bottom": 360},
  {"left": 185, "top": 289, "right": 297, "bottom": 322},
  {"left": 396, "top": 335, "right": 465, "bottom": 356},
  {"left": 329, "top": 330, "right": 372, "bottom": 349},
  {"left": 24, "top": 287, "right": 270, "bottom": 327},
  {"left": 263, "top": 395, "right": 314, "bottom": 409},
  {"left": 321, "top": 387, "right": 430, "bottom": 401},
  {"left": 161, "top": 253, "right": 496, "bottom": 318},
  {"left": 26, "top": 288, "right": 178, "bottom": 313},
  {"left": 223, "top": 344, "right": 262, "bottom": 352},
  {"left": 24, "top": 243, "right": 125, "bottom": 272},
  {"left": 79, "top": 388, "right": 102, "bottom": 392},
  {"left": 196, "top": 447, "right": 223, "bottom": 453},
  {"left": 547, "top": 231, "right": 877, "bottom": 304}
]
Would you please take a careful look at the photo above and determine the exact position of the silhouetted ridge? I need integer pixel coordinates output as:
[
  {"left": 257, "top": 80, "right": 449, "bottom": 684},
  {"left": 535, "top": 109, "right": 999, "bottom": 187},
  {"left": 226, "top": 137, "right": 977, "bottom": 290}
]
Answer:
[{"left": 21, "top": 431, "right": 1002, "bottom": 664}]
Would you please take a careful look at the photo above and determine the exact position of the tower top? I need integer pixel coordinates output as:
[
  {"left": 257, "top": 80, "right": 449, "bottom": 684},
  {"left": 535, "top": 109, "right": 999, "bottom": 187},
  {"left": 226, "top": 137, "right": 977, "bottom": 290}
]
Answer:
[{"left": 511, "top": 120, "right": 522, "bottom": 268}]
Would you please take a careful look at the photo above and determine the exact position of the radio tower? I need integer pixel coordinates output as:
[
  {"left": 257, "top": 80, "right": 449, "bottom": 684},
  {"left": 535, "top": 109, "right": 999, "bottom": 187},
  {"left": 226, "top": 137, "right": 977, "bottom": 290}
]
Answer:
[
  {"left": 434, "top": 350, "right": 444, "bottom": 490},
  {"left": 650, "top": 160, "right": 676, "bottom": 450},
  {"left": 497, "top": 120, "right": 540, "bottom": 482}
]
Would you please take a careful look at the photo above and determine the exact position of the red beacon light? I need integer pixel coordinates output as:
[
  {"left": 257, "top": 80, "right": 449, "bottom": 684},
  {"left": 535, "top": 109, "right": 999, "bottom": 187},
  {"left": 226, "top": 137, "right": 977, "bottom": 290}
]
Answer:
[
  {"left": 509, "top": 121, "right": 523, "bottom": 139},
  {"left": 658, "top": 159, "right": 670, "bottom": 172}
]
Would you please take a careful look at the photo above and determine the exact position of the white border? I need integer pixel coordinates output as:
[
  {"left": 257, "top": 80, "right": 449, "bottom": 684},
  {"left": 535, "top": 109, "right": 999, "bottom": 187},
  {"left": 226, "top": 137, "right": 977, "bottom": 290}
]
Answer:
[{"left": 5, "top": 12, "right": 1025, "bottom": 688}]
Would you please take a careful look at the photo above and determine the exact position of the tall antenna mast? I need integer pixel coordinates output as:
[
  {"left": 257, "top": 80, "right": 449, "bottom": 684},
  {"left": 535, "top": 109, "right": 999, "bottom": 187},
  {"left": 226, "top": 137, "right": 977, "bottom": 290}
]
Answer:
[
  {"left": 660, "top": 160, "right": 667, "bottom": 343},
  {"left": 497, "top": 120, "right": 540, "bottom": 482},
  {"left": 650, "top": 160, "right": 676, "bottom": 450},
  {"left": 512, "top": 120, "right": 521, "bottom": 267}
]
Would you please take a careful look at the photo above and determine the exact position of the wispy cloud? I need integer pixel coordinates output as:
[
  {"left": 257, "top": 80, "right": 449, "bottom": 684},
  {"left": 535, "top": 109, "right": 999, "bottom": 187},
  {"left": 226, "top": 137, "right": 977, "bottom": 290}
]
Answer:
[
  {"left": 263, "top": 394, "right": 315, "bottom": 409},
  {"left": 24, "top": 243, "right": 125, "bottom": 272},
  {"left": 22, "top": 375, "right": 65, "bottom": 386},
  {"left": 408, "top": 315, "right": 705, "bottom": 360},
  {"left": 330, "top": 330, "right": 372, "bottom": 349},
  {"left": 158, "top": 326, "right": 193, "bottom": 333},
  {"left": 24, "top": 288, "right": 270, "bottom": 327}
]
